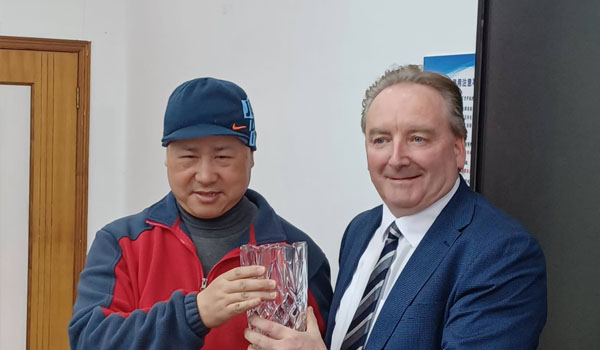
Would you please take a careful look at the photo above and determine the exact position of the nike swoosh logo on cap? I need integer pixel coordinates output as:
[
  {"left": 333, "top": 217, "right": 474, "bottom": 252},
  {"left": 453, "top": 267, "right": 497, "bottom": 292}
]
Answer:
[{"left": 232, "top": 124, "right": 247, "bottom": 131}]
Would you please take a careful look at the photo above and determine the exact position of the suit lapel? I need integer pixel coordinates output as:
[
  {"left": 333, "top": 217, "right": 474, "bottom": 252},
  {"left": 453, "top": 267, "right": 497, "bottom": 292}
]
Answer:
[
  {"left": 366, "top": 179, "right": 476, "bottom": 350},
  {"left": 336, "top": 218, "right": 381, "bottom": 296},
  {"left": 326, "top": 207, "right": 382, "bottom": 345}
]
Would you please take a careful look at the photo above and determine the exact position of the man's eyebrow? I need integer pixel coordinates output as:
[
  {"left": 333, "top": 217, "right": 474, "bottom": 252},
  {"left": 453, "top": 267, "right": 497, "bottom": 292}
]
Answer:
[
  {"left": 213, "top": 145, "right": 233, "bottom": 151},
  {"left": 407, "top": 127, "right": 436, "bottom": 135},
  {"left": 367, "top": 128, "right": 392, "bottom": 137},
  {"left": 176, "top": 145, "right": 198, "bottom": 152}
]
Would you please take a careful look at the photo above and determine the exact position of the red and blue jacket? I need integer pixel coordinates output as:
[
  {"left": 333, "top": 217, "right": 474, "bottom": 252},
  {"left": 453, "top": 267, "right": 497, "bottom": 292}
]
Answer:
[{"left": 69, "top": 189, "right": 333, "bottom": 349}]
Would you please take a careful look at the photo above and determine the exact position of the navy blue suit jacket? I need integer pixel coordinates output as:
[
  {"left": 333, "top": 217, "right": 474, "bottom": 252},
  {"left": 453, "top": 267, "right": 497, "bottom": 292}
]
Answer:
[{"left": 326, "top": 179, "right": 547, "bottom": 349}]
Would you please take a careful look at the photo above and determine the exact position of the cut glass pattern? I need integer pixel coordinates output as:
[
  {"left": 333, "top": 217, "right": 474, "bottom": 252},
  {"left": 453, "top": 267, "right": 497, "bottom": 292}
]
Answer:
[{"left": 240, "top": 242, "right": 308, "bottom": 332}]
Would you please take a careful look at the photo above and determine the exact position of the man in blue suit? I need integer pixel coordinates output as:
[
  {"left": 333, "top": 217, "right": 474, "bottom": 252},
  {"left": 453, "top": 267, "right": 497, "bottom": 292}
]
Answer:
[{"left": 245, "top": 65, "right": 547, "bottom": 349}]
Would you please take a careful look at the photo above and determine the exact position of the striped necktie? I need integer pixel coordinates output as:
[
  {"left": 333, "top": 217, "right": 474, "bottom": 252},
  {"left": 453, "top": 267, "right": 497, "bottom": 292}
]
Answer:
[{"left": 340, "top": 222, "right": 402, "bottom": 350}]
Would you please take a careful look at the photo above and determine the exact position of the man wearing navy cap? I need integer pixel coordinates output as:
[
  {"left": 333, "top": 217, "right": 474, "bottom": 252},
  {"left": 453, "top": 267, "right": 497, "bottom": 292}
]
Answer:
[{"left": 69, "top": 78, "right": 333, "bottom": 350}]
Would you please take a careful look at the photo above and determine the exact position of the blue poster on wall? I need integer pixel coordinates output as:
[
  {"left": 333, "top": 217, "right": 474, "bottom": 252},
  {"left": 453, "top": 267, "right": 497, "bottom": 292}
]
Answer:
[{"left": 424, "top": 53, "right": 475, "bottom": 185}]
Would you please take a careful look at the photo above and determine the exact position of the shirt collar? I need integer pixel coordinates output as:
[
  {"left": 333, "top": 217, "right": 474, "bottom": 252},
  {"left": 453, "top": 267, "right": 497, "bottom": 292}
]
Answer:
[{"left": 380, "top": 176, "right": 461, "bottom": 248}]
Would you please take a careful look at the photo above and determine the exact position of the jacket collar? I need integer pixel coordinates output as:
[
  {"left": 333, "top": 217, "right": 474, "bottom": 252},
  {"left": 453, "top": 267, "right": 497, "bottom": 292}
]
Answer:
[{"left": 145, "top": 188, "right": 288, "bottom": 244}]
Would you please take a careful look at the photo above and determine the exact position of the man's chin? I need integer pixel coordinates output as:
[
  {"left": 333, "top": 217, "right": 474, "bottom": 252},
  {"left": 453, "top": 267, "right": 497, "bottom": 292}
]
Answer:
[
  {"left": 188, "top": 209, "right": 224, "bottom": 220},
  {"left": 185, "top": 200, "right": 227, "bottom": 219},
  {"left": 384, "top": 195, "right": 425, "bottom": 217}
]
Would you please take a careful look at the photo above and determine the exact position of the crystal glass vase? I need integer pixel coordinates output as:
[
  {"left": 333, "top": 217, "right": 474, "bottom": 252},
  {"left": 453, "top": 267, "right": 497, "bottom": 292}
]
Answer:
[{"left": 240, "top": 242, "right": 308, "bottom": 331}]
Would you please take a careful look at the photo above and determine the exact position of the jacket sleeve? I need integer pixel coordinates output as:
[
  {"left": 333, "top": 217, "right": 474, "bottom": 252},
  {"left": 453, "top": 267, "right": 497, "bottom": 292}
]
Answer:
[
  {"left": 442, "top": 231, "right": 547, "bottom": 349},
  {"left": 307, "top": 257, "right": 333, "bottom": 336},
  {"left": 68, "top": 229, "right": 209, "bottom": 350}
]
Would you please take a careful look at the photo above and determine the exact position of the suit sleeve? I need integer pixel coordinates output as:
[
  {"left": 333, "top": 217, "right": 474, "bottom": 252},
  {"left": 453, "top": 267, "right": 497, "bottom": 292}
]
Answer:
[
  {"left": 442, "top": 231, "right": 547, "bottom": 349},
  {"left": 68, "top": 229, "right": 209, "bottom": 350}
]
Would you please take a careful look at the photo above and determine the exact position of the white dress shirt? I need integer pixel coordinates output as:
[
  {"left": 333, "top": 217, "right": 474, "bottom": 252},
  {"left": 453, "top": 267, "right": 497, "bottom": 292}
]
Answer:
[{"left": 330, "top": 177, "right": 460, "bottom": 350}]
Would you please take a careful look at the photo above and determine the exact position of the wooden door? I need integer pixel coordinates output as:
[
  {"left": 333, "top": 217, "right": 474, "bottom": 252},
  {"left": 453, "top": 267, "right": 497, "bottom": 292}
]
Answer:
[{"left": 0, "top": 37, "right": 90, "bottom": 350}]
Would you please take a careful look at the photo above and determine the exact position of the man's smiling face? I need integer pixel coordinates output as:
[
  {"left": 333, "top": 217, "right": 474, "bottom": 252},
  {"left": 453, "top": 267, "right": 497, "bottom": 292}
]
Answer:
[
  {"left": 165, "top": 135, "right": 254, "bottom": 219},
  {"left": 364, "top": 82, "right": 466, "bottom": 217}
]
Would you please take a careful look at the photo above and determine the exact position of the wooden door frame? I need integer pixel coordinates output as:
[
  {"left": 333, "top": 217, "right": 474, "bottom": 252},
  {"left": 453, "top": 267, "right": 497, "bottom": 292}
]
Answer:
[{"left": 0, "top": 35, "right": 90, "bottom": 301}]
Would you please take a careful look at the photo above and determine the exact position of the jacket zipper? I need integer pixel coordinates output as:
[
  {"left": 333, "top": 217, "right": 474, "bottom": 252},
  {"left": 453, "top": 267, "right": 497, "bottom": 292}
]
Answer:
[{"left": 146, "top": 219, "right": 205, "bottom": 289}]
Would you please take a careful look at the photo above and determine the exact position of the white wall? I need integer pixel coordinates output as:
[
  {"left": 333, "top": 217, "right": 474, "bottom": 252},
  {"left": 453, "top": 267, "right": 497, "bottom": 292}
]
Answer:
[
  {"left": 0, "top": 0, "right": 478, "bottom": 281},
  {"left": 0, "top": 85, "right": 30, "bottom": 350},
  {"left": 0, "top": 0, "right": 130, "bottom": 247}
]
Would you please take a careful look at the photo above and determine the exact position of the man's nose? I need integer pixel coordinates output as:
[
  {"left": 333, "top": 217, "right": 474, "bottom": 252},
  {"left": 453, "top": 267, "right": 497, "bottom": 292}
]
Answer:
[
  {"left": 194, "top": 161, "right": 218, "bottom": 184},
  {"left": 388, "top": 140, "right": 410, "bottom": 168}
]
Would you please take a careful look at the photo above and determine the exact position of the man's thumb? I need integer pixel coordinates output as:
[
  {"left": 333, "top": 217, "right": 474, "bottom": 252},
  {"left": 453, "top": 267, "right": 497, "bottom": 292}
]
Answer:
[{"left": 306, "top": 306, "right": 321, "bottom": 334}]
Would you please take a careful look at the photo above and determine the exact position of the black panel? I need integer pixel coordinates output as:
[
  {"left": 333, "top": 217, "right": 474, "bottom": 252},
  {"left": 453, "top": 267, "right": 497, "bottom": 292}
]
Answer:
[{"left": 474, "top": 0, "right": 600, "bottom": 348}]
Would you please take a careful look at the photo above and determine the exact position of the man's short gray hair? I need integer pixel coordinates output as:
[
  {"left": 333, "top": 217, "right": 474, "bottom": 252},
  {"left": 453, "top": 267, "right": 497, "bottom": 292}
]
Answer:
[{"left": 361, "top": 65, "right": 467, "bottom": 139}]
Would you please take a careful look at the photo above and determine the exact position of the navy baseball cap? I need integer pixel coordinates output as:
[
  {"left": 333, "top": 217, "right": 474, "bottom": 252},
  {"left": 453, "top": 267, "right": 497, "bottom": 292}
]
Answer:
[{"left": 161, "top": 77, "right": 257, "bottom": 150}]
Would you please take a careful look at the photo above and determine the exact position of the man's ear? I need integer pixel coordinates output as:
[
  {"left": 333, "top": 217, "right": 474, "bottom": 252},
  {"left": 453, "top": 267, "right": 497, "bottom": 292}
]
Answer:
[
  {"left": 249, "top": 150, "right": 255, "bottom": 168},
  {"left": 454, "top": 136, "right": 467, "bottom": 171}
]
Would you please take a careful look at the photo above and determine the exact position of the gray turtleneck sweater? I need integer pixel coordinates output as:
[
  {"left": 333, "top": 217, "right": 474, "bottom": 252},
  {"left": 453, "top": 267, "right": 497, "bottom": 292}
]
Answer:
[{"left": 177, "top": 196, "right": 258, "bottom": 275}]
